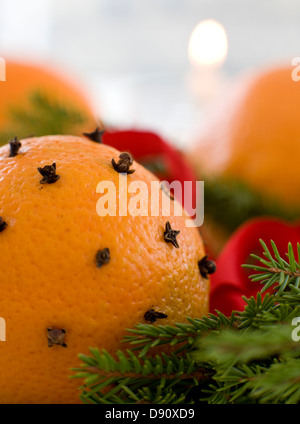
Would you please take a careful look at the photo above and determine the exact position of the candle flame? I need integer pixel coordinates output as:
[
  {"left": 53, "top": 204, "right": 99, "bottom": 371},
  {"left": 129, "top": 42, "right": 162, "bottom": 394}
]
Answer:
[{"left": 188, "top": 19, "right": 228, "bottom": 67}]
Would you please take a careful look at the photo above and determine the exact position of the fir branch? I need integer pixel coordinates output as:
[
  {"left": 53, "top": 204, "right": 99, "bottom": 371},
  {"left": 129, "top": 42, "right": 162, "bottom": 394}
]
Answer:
[
  {"left": 250, "top": 360, "right": 300, "bottom": 404},
  {"left": 73, "top": 240, "right": 300, "bottom": 404},
  {"left": 192, "top": 324, "right": 299, "bottom": 366},
  {"left": 193, "top": 325, "right": 300, "bottom": 404},
  {"left": 72, "top": 349, "right": 209, "bottom": 404},
  {"left": 237, "top": 293, "right": 300, "bottom": 330},
  {"left": 204, "top": 177, "right": 300, "bottom": 232},
  {"left": 201, "top": 364, "right": 264, "bottom": 404},
  {"left": 243, "top": 239, "right": 300, "bottom": 297},
  {"left": 237, "top": 293, "right": 277, "bottom": 330},
  {"left": 0, "top": 90, "right": 90, "bottom": 144},
  {"left": 123, "top": 312, "right": 236, "bottom": 357}
]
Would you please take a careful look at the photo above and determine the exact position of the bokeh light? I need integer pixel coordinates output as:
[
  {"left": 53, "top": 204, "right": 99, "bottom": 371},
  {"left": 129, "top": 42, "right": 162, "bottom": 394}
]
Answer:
[{"left": 188, "top": 19, "right": 228, "bottom": 67}]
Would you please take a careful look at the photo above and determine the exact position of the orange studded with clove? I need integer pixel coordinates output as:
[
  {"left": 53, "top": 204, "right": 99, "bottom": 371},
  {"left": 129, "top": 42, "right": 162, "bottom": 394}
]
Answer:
[{"left": 0, "top": 135, "right": 211, "bottom": 404}]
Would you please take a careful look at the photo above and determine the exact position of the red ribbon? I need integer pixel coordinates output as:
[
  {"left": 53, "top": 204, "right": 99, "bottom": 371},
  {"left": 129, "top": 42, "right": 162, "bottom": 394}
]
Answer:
[
  {"left": 103, "top": 129, "right": 198, "bottom": 217},
  {"left": 210, "top": 217, "right": 300, "bottom": 315}
]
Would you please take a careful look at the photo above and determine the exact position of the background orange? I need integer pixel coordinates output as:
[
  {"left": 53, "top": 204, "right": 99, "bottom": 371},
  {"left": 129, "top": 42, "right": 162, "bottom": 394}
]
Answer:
[
  {"left": 0, "top": 60, "right": 95, "bottom": 139},
  {"left": 190, "top": 65, "right": 300, "bottom": 207}
]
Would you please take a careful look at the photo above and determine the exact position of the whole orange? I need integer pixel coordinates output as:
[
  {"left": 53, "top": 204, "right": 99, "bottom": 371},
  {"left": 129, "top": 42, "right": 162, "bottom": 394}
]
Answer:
[
  {"left": 0, "top": 60, "right": 95, "bottom": 138},
  {"left": 0, "top": 135, "right": 209, "bottom": 404},
  {"left": 189, "top": 65, "right": 300, "bottom": 206}
]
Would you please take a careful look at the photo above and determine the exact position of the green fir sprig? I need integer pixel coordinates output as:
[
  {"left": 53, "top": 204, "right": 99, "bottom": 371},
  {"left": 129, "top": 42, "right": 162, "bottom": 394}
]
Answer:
[
  {"left": 0, "top": 90, "right": 90, "bottom": 144},
  {"left": 72, "top": 239, "right": 300, "bottom": 404},
  {"left": 204, "top": 178, "right": 300, "bottom": 232}
]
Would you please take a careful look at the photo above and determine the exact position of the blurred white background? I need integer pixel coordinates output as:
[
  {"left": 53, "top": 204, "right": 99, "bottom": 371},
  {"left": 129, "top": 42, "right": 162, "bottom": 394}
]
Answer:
[{"left": 0, "top": 0, "right": 299, "bottom": 147}]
